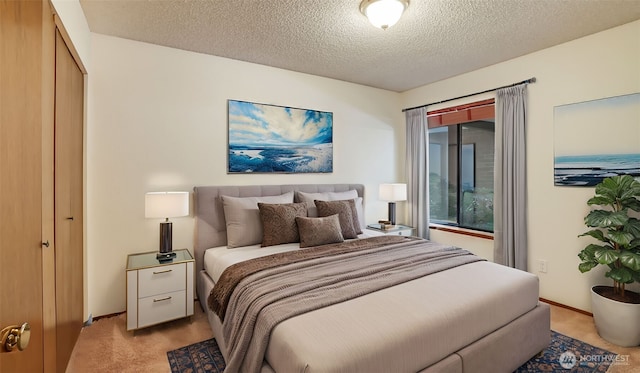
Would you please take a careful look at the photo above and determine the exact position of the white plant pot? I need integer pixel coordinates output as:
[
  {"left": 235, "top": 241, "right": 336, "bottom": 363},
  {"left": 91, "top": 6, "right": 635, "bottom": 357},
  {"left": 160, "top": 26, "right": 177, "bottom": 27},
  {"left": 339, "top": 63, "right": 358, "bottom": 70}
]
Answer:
[{"left": 591, "top": 286, "right": 640, "bottom": 347}]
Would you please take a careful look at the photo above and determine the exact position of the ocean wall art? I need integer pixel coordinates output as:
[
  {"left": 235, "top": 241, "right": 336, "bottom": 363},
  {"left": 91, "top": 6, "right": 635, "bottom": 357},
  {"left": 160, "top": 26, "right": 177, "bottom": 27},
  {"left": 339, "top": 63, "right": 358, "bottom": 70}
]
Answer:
[
  {"left": 554, "top": 93, "right": 640, "bottom": 187},
  {"left": 227, "top": 100, "right": 333, "bottom": 173}
]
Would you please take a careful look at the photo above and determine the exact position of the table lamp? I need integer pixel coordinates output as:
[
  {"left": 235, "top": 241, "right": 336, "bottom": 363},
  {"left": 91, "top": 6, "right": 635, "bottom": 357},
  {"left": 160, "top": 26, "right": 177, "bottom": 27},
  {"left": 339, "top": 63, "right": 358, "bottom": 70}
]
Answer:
[
  {"left": 145, "top": 191, "right": 189, "bottom": 259},
  {"left": 379, "top": 183, "right": 407, "bottom": 226}
]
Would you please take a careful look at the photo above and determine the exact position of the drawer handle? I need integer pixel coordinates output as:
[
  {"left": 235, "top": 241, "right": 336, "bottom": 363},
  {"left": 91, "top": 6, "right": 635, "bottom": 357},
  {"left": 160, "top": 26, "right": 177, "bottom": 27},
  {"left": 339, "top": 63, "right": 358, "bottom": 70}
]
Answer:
[
  {"left": 153, "top": 296, "right": 172, "bottom": 303},
  {"left": 152, "top": 269, "right": 172, "bottom": 275}
]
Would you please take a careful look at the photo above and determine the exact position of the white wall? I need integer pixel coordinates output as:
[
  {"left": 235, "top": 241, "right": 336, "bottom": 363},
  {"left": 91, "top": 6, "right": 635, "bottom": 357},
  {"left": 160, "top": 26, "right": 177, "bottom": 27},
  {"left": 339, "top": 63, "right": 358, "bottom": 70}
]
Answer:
[
  {"left": 87, "top": 34, "right": 404, "bottom": 316},
  {"left": 402, "top": 20, "right": 640, "bottom": 312},
  {"left": 87, "top": 19, "right": 639, "bottom": 316},
  {"left": 51, "top": 0, "right": 91, "bottom": 71},
  {"left": 429, "top": 229, "right": 494, "bottom": 261}
]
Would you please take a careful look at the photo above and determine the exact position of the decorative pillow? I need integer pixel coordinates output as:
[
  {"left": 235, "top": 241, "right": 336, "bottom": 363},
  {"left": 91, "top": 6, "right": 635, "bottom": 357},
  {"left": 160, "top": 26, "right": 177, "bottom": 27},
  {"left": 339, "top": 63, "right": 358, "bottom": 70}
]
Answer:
[
  {"left": 296, "top": 190, "right": 364, "bottom": 232},
  {"left": 296, "top": 215, "right": 344, "bottom": 248},
  {"left": 352, "top": 197, "right": 364, "bottom": 234},
  {"left": 258, "top": 202, "right": 308, "bottom": 247},
  {"left": 334, "top": 198, "right": 361, "bottom": 234},
  {"left": 221, "top": 191, "right": 294, "bottom": 248},
  {"left": 314, "top": 200, "right": 358, "bottom": 239},
  {"left": 319, "top": 198, "right": 361, "bottom": 234}
]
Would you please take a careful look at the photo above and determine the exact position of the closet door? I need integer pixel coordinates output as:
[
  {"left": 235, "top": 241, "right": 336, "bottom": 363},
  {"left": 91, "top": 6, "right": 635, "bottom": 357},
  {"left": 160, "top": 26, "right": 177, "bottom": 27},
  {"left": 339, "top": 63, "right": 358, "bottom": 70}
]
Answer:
[
  {"left": 54, "top": 29, "right": 84, "bottom": 372},
  {"left": 0, "top": 0, "right": 47, "bottom": 371}
]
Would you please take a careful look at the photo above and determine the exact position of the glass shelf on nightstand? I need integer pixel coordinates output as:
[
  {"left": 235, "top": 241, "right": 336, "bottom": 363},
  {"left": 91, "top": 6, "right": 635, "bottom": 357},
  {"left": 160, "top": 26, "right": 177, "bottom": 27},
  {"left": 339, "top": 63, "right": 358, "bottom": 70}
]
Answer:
[
  {"left": 126, "top": 249, "right": 193, "bottom": 271},
  {"left": 366, "top": 224, "right": 415, "bottom": 236}
]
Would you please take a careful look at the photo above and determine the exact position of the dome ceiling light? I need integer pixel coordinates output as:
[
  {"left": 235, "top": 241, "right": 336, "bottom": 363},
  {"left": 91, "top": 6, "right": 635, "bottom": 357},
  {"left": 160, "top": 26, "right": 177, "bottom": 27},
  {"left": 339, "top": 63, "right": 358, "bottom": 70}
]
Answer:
[{"left": 360, "top": 0, "right": 409, "bottom": 30}]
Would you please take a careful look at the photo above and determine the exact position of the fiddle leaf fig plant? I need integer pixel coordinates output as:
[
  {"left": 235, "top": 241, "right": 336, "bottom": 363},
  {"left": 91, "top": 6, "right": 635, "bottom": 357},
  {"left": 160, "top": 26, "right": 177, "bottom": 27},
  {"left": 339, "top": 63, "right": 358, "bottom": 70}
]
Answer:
[{"left": 578, "top": 175, "right": 640, "bottom": 299}]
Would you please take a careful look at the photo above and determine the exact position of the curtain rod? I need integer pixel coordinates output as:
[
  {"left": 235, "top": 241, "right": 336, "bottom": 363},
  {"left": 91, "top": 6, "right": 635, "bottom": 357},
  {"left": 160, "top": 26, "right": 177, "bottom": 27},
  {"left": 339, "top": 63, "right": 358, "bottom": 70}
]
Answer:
[{"left": 401, "top": 77, "right": 536, "bottom": 113}]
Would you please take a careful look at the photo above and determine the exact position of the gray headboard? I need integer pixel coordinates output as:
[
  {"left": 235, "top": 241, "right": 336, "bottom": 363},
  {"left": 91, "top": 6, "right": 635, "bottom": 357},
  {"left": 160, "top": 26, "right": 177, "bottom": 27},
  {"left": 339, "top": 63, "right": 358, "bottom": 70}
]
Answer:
[{"left": 192, "top": 183, "right": 364, "bottom": 276}]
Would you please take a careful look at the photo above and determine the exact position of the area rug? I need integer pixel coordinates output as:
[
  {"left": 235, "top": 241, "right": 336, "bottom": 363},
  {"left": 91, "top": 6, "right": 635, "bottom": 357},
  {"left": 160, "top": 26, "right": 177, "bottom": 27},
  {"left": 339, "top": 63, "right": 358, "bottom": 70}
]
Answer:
[
  {"left": 515, "top": 331, "right": 617, "bottom": 372},
  {"left": 167, "top": 331, "right": 617, "bottom": 373},
  {"left": 167, "top": 338, "right": 226, "bottom": 373}
]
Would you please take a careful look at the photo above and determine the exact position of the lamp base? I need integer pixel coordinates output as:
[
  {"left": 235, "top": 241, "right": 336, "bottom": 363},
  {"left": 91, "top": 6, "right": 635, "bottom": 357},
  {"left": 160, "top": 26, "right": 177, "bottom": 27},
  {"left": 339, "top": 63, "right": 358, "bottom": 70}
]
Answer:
[
  {"left": 159, "top": 221, "right": 173, "bottom": 254},
  {"left": 156, "top": 251, "right": 177, "bottom": 262},
  {"left": 388, "top": 202, "right": 397, "bottom": 225}
]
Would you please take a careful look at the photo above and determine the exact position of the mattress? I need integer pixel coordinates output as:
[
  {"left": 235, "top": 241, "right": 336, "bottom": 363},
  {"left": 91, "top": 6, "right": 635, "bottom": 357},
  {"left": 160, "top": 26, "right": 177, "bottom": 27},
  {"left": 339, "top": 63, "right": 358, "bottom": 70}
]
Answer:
[
  {"left": 203, "top": 232, "right": 378, "bottom": 282},
  {"left": 202, "top": 240, "right": 540, "bottom": 373}
]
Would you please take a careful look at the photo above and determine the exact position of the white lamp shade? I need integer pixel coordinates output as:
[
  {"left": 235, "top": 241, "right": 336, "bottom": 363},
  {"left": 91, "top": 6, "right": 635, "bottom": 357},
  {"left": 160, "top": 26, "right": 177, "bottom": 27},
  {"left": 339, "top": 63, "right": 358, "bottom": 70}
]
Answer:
[
  {"left": 361, "top": 0, "right": 408, "bottom": 29},
  {"left": 145, "top": 191, "right": 189, "bottom": 218},
  {"left": 379, "top": 183, "right": 407, "bottom": 202}
]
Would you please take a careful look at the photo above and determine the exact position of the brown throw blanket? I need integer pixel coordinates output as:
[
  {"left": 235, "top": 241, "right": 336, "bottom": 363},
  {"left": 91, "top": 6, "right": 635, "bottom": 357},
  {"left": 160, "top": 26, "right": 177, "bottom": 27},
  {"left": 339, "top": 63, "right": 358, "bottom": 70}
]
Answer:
[
  {"left": 209, "top": 235, "right": 409, "bottom": 321},
  {"left": 209, "top": 236, "right": 484, "bottom": 373}
]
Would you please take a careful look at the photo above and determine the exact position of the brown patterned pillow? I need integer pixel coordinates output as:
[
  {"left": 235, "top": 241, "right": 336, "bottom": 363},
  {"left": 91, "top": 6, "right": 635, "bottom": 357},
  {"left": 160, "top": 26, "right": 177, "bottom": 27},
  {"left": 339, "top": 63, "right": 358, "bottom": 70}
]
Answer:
[
  {"left": 296, "top": 215, "right": 344, "bottom": 248},
  {"left": 314, "top": 200, "right": 358, "bottom": 239},
  {"left": 258, "top": 202, "right": 308, "bottom": 247},
  {"left": 339, "top": 199, "right": 361, "bottom": 234}
]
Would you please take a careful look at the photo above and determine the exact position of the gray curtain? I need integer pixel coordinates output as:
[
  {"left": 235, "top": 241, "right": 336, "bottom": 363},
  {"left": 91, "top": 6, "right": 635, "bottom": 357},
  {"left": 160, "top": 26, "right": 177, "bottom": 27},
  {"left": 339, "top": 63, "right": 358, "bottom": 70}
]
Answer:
[
  {"left": 405, "top": 107, "right": 429, "bottom": 239},
  {"left": 494, "top": 84, "right": 528, "bottom": 270}
]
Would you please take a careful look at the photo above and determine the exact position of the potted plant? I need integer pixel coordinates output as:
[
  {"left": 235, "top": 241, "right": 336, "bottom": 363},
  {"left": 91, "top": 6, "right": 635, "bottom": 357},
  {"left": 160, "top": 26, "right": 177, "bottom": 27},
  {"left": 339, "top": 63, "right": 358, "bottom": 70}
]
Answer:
[{"left": 578, "top": 174, "right": 640, "bottom": 347}]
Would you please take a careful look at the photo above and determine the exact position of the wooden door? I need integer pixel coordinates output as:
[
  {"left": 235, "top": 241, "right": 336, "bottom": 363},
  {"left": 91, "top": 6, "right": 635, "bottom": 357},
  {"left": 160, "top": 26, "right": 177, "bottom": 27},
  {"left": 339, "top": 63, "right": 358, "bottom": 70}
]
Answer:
[
  {"left": 54, "top": 30, "right": 84, "bottom": 372},
  {"left": 0, "top": 0, "right": 48, "bottom": 371}
]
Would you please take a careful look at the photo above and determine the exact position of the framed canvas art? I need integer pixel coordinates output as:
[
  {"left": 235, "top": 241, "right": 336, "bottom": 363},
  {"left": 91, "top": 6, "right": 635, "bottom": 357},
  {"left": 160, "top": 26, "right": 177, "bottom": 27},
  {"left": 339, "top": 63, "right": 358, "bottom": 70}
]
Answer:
[
  {"left": 554, "top": 93, "right": 640, "bottom": 186},
  {"left": 227, "top": 100, "right": 333, "bottom": 173}
]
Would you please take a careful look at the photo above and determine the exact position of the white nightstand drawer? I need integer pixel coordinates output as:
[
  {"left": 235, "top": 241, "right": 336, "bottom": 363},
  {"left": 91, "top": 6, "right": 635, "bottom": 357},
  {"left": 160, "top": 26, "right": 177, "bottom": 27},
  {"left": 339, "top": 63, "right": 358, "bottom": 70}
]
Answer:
[
  {"left": 138, "top": 263, "right": 186, "bottom": 298},
  {"left": 138, "top": 289, "right": 186, "bottom": 328},
  {"left": 126, "top": 249, "right": 194, "bottom": 331}
]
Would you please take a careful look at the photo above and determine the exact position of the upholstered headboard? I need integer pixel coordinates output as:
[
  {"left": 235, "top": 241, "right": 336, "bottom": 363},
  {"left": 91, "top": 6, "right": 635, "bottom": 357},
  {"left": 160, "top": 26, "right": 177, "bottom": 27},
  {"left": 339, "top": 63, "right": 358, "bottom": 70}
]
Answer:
[{"left": 192, "top": 184, "right": 364, "bottom": 276}]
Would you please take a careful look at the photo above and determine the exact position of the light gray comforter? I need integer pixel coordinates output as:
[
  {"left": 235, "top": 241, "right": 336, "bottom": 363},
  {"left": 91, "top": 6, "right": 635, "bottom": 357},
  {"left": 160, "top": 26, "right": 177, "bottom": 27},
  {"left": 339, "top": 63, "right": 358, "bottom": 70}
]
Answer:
[{"left": 212, "top": 236, "right": 484, "bottom": 373}]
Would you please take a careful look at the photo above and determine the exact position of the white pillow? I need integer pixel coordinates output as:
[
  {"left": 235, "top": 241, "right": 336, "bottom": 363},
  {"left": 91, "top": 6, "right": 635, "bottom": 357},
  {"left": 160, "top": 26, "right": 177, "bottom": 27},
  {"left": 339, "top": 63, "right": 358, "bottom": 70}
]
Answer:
[
  {"left": 221, "top": 191, "right": 294, "bottom": 248},
  {"left": 296, "top": 190, "right": 365, "bottom": 231}
]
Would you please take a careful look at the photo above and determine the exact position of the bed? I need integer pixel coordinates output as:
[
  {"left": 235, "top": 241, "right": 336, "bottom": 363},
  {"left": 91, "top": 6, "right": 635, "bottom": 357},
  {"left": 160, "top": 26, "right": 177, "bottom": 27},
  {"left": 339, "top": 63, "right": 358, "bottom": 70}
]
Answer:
[{"left": 193, "top": 184, "right": 550, "bottom": 373}]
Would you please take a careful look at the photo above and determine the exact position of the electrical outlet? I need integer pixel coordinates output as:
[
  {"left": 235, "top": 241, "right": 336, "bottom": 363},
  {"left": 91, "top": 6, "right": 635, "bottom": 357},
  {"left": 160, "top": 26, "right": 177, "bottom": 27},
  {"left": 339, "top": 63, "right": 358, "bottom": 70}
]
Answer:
[{"left": 538, "top": 260, "right": 548, "bottom": 273}]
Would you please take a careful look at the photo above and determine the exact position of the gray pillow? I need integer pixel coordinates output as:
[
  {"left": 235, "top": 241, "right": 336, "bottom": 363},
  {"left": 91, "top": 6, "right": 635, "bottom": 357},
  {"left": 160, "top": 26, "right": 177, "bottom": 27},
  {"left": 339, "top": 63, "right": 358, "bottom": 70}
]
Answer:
[
  {"left": 221, "top": 191, "right": 294, "bottom": 248},
  {"left": 314, "top": 200, "right": 358, "bottom": 239},
  {"left": 258, "top": 202, "right": 308, "bottom": 247},
  {"left": 296, "top": 190, "right": 365, "bottom": 230},
  {"left": 296, "top": 215, "right": 344, "bottom": 248}
]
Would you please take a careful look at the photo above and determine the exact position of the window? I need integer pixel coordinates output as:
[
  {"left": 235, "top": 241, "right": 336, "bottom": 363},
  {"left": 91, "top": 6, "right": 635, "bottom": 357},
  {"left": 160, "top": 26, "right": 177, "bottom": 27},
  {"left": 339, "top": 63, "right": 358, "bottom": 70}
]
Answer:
[{"left": 427, "top": 99, "right": 495, "bottom": 232}]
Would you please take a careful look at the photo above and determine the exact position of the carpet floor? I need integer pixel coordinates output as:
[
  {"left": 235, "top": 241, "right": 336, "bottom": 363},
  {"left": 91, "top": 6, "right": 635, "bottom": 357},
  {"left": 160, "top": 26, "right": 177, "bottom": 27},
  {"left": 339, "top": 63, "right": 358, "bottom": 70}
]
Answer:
[
  {"left": 67, "top": 302, "right": 640, "bottom": 372},
  {"left": 168, "top": 331, "right": 618, "bottom": 373}
]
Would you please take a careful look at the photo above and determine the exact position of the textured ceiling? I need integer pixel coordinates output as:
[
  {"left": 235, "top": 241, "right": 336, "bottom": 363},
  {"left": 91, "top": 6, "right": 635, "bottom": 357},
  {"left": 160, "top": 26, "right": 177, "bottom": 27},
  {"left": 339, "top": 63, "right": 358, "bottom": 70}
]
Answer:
[{"left": 79, "top": 0, "right": 640, "bottom": 92}]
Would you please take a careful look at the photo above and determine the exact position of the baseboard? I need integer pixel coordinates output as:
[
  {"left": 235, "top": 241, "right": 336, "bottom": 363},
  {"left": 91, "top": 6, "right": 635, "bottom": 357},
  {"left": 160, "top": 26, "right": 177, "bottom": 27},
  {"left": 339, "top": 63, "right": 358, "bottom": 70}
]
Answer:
[
  {"left": 540, "top": 297, "right": 593, "bottom": 317},
  {"left": 92, "top": 311, "right": 125, "bottom": 322}
]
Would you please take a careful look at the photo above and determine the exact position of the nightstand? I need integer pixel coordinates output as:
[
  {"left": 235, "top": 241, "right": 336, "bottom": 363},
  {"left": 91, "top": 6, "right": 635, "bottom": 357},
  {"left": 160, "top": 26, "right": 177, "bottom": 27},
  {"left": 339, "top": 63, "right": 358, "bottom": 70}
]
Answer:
[
  {"left": 366, "top": 223, "right": 415, "bottom": 236},
  {"left": 126, "top": 249, "right": 194, "bottom": 331}
]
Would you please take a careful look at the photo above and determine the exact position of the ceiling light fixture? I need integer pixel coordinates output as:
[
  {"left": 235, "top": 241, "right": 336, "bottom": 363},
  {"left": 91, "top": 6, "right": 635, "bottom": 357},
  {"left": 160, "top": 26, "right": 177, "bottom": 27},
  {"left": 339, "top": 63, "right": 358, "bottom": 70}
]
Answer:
[{"left": 360, "top": 0, "right": 409, "bottom": 30}]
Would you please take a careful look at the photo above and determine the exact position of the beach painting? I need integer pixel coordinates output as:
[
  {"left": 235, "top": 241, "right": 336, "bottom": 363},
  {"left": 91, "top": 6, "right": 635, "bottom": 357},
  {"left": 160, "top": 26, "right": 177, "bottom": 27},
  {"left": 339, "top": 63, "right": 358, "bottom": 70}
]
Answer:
[
  {"left": 227, "top": 100, "right": 333, "bottom": 173},
  {"left": 554, "top": 93, "right": 640, "bottom": 187}
]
